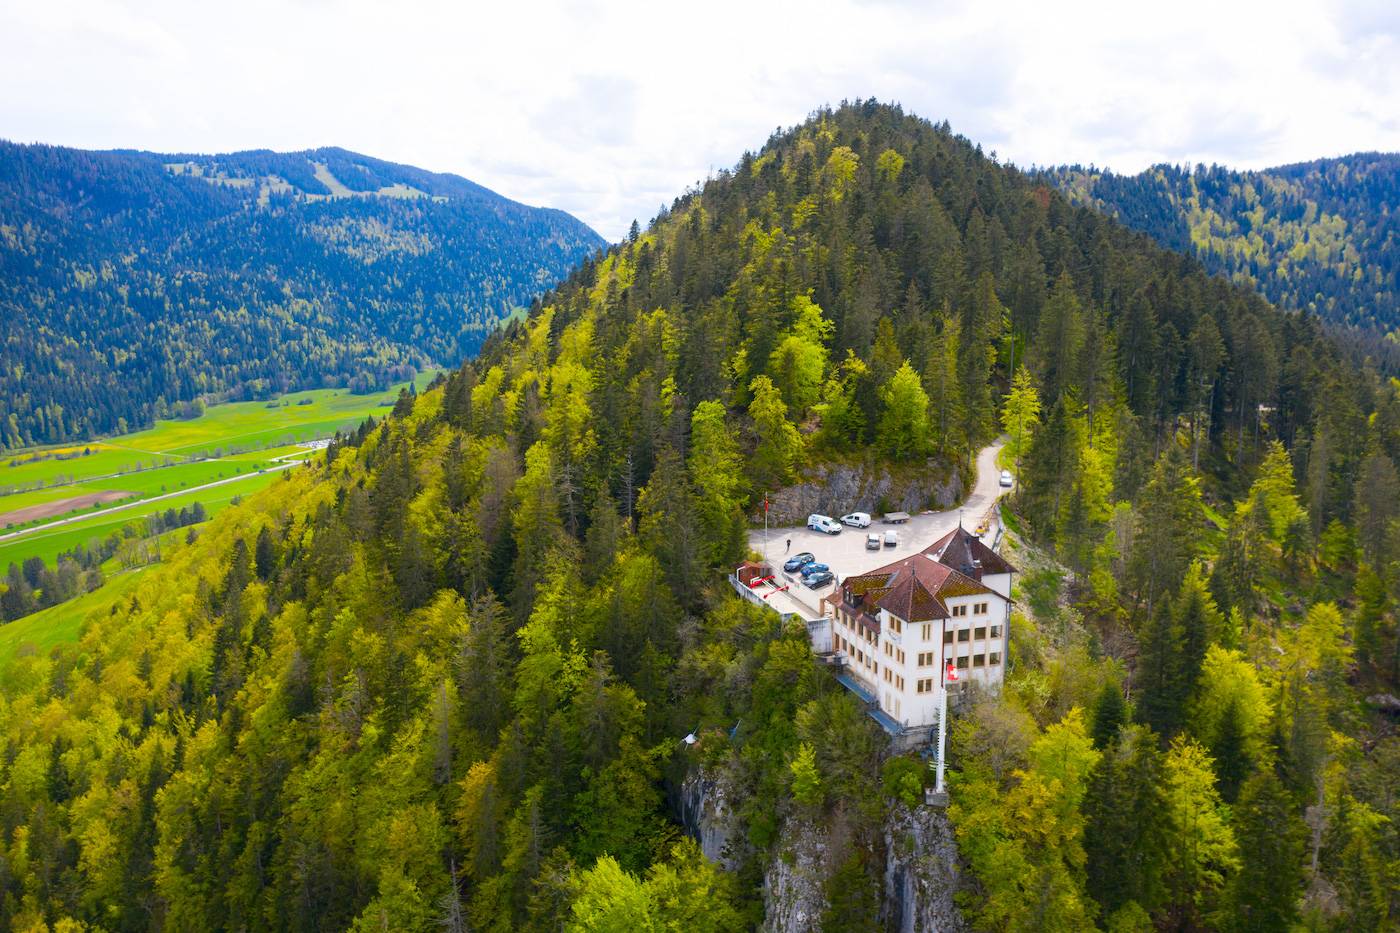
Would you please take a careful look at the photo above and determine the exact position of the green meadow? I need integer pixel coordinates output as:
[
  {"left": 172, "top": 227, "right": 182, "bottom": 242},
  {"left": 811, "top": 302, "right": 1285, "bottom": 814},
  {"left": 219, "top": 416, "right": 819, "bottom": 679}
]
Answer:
[
  {"left": 0, "top": 567, "right": 150, "bottom": 676},
  {"left": 0, "top": 374, "right": 430, "bottom": 544},
  {"left": 0, "top": 469, "right": 287, "bottom": 569},
  {"left": 0, "top": 375, "right": 427, "bottom": 494}
]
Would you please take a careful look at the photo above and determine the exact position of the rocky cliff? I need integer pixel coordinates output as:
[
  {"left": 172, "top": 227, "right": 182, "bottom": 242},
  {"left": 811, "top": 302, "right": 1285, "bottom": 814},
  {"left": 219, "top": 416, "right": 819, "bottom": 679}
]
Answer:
[
  {"left": 881, "top": 803, "right": 968, "bottom": 933},
  {"left": 761, "top": 460, "right": 965, "bottom": 526},
  {"left": 681, "top": 766, "right": 969, "bottom": 931}
]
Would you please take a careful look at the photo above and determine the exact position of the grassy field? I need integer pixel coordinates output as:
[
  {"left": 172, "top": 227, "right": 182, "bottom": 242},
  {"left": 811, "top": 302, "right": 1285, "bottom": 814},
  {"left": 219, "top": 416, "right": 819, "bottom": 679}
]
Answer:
[
  {"left": 0, "top": 567, "right": 150, "bottom": 676},
  {"left": 0, "top": 375, "right": 428, "bottom": 493},
  {"left": 0, "top": 374, "right": 429, "bottom": 546},
  {"left": 0, "top": 469, "right": 287, "bottom": 568}
]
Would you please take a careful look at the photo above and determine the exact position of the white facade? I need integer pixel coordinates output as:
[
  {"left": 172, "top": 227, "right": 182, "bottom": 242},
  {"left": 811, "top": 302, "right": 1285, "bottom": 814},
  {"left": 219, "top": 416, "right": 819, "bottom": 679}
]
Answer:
[{"left": 827, "top": 530, "right": 1015, "bottom": 730}]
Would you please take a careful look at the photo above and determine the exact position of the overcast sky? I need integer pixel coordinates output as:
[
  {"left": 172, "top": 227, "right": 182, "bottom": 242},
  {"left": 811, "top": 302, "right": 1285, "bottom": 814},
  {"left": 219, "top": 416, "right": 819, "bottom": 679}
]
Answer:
[{"left": 3, "top": 0, "right": 1398, "bottom": 241}]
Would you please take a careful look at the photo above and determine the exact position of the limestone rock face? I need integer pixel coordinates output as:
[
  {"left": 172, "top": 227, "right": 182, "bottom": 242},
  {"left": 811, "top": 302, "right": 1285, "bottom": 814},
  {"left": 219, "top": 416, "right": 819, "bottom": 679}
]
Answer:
[
  {"left": 678, "top": 768, "right": 741, "bottom": 870},
  {"left": 881, "top": 803, "right": 968, "bottom": 933},
  {"left": 680, "top": 761, "right": 969, "bottom": 932},
  {"left": 762, "top": 814, "right": 830, "bottom": 933},
  {"left": 762, "top": 461, "right": 963, "bottom": 526}
]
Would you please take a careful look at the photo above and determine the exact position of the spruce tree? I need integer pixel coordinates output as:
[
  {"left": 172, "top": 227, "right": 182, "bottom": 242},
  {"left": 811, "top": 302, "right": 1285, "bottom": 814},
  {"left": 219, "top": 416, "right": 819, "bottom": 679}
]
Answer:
[
  {"left": 1210, "top": 697, "right": 1251, "bottom": 804},
  {"left": 1084, "top": 725, "right": 1172, "bottom": 916},
  {"left": 1090, "top": 679, "right": 1126, "bottom": 749},
  {"left": 1228, "top": 768, "right": 1305, "bottom": 932},
  {"left": 1137, "top": 598, "right": 1185, "bottom": 738}
]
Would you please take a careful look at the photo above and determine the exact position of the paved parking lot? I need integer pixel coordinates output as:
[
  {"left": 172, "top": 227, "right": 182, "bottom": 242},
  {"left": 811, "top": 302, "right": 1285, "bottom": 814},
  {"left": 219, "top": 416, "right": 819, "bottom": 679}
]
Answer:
[{"left": 748, "top": 442, "right": 1008, "bottom": 617}]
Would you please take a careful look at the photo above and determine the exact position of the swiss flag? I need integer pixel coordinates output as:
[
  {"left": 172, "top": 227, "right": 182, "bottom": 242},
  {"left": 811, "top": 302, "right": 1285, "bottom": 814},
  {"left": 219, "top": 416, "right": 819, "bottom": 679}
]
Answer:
[{"left": 945, "top": 660, "right": 959, "bottom": 682}]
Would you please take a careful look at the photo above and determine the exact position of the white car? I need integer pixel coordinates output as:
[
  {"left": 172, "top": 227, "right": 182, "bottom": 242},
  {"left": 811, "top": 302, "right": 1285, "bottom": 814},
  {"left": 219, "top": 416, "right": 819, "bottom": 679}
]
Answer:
[
  {"left": 999, "top": 469, "right": 1014, "bottom": 488},
  {"left": 807, "top": 514, "right": 842, "bottom": 535},
  {"left": 840, "top": 512, "right": 871, "bottom": 527}
]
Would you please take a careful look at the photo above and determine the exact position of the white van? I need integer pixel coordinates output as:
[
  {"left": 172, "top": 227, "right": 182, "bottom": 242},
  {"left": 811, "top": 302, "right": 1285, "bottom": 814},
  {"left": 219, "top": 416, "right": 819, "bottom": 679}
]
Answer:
[{"left": 807, "top": 514, "right": 842, "bottom": 535}]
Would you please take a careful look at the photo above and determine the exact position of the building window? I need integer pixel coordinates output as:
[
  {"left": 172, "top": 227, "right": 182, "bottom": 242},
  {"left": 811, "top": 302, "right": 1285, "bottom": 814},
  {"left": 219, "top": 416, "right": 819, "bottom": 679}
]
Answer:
[
  {"left": 956, "top": 656, "right": 969, "bottom": 669},
  {"left": 916, "top": 678, "right": 934, "bottom": 694},
  {"left": 943, "top": 629, "right": 954, "bottom": 644},
  {"left": 952, "top": 604, "right": 967, "bottom": 617},
  {"left": 990, "top": 625, "right": 1001, "bottom": 638},
  {"left": 896, "top": 675, "right": 904, "bottom": 690},
  {"left": 918, "top": 651, "right": 933, "bottom": 666},
  {"left": 897, "top": 648, "right": 905, "bottom": 664},
  {"left": 973, "top": 654, "right": 985, "bottom": 667},
  {"left": 921, "top": 623, "right": 932, "bottom": 641},
  {"left": 890, "top": 618, "right": 902, "bottom": 634},
  {"left": 957, "top": 629, "right": 970, "bottom": 642},
  {"left": 989, "top": 652, "right": 1001, "bottom": 665},
  {"left": 974, "top": 626, "right": 987, "bottom": 640}
]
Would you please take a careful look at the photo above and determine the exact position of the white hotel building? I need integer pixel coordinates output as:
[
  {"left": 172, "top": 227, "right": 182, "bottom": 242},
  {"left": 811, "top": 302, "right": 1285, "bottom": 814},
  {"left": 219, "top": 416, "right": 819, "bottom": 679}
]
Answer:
[{"left": 824, "top": 526, "right": 1014, "bottom": 729}]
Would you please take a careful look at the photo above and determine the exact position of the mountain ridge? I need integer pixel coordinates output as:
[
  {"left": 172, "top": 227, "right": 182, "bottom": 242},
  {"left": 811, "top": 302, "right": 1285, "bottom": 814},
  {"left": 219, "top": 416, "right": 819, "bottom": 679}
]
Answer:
[
  {"left": 1040, "top": 151, "right": 1400, "bottom": 338},
  {"left": 0, "top": 139, "right": 604, "bottom": 451}
]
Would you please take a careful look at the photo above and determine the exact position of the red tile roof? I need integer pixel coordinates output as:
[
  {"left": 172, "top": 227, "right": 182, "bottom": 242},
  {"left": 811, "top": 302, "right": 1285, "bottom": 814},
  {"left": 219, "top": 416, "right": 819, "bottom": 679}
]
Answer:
[{"left": 838, "top": 526, "right": 1015, "bottom": 624}]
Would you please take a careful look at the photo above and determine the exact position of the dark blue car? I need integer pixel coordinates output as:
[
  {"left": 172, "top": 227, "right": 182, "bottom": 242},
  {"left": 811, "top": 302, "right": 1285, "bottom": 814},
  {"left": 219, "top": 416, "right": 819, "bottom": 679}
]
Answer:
[
  {"left": 799, "top": 562, "right": 830, "bottom": 577},
  {"left": 783, "top": 552, "right": 815, "bottom": 572},
  {"left": 803, "top": 570, "right": 835, "bottom": 588}
]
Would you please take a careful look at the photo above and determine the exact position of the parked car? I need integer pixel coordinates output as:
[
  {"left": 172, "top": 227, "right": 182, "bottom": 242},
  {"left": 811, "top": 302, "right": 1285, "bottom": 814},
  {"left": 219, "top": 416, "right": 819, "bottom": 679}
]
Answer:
[
  {"left": 840, "top": 512, "right": 871, "bottom": 527},
  {"left": 884, "top": 530, "right": 899, "bottom": 547},
  {"left": 866, "top": 532, "right": 882, "bottom": 551},
  {"left": 807, "top": 514, "right": 842, "bottom": 534},
  {"left": 799, "top": 562, "right": 831, "bottom": 578},
  {"left": 999, "top": 469, "right": 1014, "bottom": 488},
  {"left": 783, "top": 552, "right": 816, "bottom": 572},
  {"left": 804, "top": 569, "right": 835, "bottom": 588}
]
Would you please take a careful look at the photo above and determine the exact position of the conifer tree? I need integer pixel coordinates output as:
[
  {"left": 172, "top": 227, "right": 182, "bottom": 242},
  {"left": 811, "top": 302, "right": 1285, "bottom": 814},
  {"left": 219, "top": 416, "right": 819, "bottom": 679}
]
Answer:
[{"left": 1227, "top": 768, "right": 1305, "bottom": 932}]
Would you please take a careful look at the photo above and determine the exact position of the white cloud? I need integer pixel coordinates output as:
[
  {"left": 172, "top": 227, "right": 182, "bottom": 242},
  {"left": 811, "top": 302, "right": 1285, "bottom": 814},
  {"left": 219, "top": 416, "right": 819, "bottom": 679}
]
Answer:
[{"left": 2, "top": 0, "right": 1397, "bottom": 239}]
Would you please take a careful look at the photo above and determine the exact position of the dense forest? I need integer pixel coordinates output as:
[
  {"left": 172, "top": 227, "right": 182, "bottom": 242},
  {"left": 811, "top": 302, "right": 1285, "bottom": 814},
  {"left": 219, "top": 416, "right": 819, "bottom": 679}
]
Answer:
[
  {"left": 0, "top": 101, "right": 1396, "bottom": 931},
  {"left": 0, "top": 143, "right": 603, "bottom": 452},
  {"left": 1043, "top": 154, "right": 1400, "bottom": 339}
]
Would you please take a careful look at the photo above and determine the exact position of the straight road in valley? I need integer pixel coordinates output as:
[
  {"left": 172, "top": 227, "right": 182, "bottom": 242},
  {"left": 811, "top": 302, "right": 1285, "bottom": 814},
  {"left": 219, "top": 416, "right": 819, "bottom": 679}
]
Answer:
[{"left": 0, "top": 459, "right": 308, "bottom": 545}]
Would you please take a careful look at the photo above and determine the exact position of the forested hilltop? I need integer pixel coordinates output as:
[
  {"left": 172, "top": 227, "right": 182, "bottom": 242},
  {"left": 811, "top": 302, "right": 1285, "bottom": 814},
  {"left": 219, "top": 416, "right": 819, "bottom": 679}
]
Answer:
[
  {"left": 0, "top": 143, "right": 603, "bottom": 451},
  {"left": 1043, "top": 154, "right": 1400, "bottom": 339},
  {"left": 0, "top": 101, "right": 1397, "bottom": 931}
]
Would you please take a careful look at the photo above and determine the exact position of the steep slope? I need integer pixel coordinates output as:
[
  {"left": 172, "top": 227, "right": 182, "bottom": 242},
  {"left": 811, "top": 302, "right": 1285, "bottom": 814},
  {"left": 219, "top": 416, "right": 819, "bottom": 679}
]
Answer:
[
  {"left": 1043, "top": 154, "right": 1400, "bottom": 336},
  {"left": 0, "top": 102, "right": 1395, "bottom": 931},
  {"left": 0, "top": 142, "right": 603, "bottom": 451}
]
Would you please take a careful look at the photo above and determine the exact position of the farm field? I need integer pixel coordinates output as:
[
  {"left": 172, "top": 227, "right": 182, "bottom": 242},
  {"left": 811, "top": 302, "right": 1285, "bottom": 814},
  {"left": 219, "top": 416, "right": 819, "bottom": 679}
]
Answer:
[
  {"left": 0, "top": 567, "right": 151, "bottom": 676},
  {"left": 0, "top": 375, "right": 425, "bottom": 492},
  {"left": 0, "top": 375, "right": 427, "bottom": 538},
  {"left": 0, "top": 466, "right": 288, "bottom": 569}
]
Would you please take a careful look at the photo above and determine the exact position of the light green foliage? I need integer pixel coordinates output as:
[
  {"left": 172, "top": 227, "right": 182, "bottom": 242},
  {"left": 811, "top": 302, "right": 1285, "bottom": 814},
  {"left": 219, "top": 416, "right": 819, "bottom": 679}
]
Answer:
[
  {"left": 1000, "top": 366, "right": 1040, "bottom": 469},
  {"left": 875, "top": 148, "right": 905, "bottom": 184},
  {"left": 1249, "top": 441, "right": 1306, "bottom": 543},
  {"left": 689, "top": 401, "right": 747, "bottom": 566},
  {"left": 822, "top": 146, "right": 859, "bottom": 201},
  {"left": 877, "top": 361, "right": 931, "bottom": 459},
  {"left": 1161, "top": 736, "right": 1238, "bottom": 912},
  {"left": 950, "top": 708, "right": 1100, "bottom": 931},
  {"left": 767, "top": 295, "right": 833, "bottom": 413},
  {"left": 813, "top": 352, "right": 870, "bottom": 450},
  {"left": 747, "top": 375, "right": 803, "bottom": 488},
  {"left": 1190, "top": 646, "right": 1273, "bottom": 759},
  {"left": 789, "top": 742, "right": 823, "bottom": 807}
]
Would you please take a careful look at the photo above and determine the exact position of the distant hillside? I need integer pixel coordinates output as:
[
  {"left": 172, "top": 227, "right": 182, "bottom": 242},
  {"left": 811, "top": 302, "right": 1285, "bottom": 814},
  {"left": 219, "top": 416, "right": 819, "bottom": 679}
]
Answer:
[
  {"left": 1043, "top": 153, "right": 1400, "bottom": 336},
  {"left": 0, "top": 142, "right": 603, "bottom": 450}
]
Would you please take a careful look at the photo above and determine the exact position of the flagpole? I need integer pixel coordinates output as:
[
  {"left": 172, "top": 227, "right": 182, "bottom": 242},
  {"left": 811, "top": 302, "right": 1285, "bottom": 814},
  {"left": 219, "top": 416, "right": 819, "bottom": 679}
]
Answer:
[
  {"left": 936, "top": 660, "right": 956, "bottom": 796},
  {"left": 763, "top": 491, "right": 769, "bottom": 569}
]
